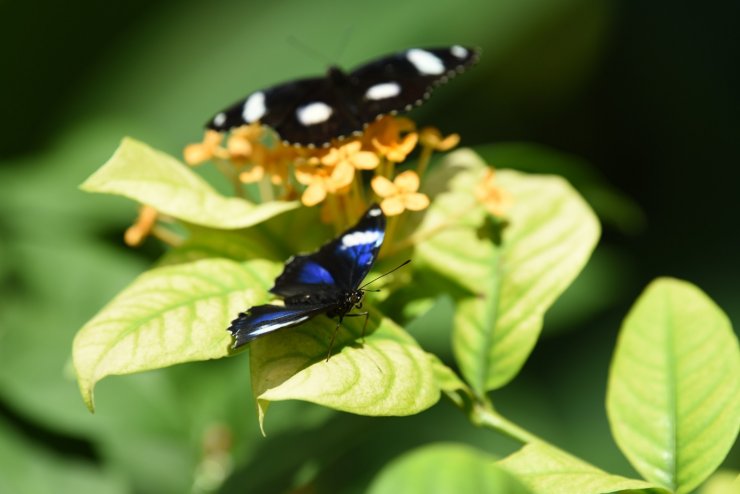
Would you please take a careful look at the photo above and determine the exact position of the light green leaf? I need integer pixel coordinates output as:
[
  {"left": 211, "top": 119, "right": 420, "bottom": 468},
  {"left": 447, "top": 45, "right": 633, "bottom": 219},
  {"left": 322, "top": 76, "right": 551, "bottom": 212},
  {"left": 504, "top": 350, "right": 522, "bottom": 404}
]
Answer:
[
  {"left": 499, "top": 443, "right": 668, "bottom": 494},
  {"left": 73, "top": 258, "right": 279, "bottom": 411},
  {"left": 80, "top": 137, "right": 298, "bottom": 229},
  {"left": 700, "top": 471, "right": 740, "bottom": 494},
  {"left": 250, "top": 310, "right": 440, "bottom": 432},
  {"left": 369, "top": 443, "right": 532, "bottom": 494},
  {"left": 416, "top": 149, "right": 600, "bottom": 394},
  {"left": 607, "top": 278, "right": 740, "bottom": 494},
  {"left": 156, "top": 224, "right": 279, "bottom": 266}
]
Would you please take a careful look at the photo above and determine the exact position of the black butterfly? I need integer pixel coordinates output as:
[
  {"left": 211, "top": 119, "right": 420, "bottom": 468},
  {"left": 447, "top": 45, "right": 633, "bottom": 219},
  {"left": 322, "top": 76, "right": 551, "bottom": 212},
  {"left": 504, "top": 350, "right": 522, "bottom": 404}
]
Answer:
[
  {"left": 228, "top": 204, "right": 388, "bottom": 353},
  {"left": 207, "top": 45, "right": 479, "bottom": 147}
]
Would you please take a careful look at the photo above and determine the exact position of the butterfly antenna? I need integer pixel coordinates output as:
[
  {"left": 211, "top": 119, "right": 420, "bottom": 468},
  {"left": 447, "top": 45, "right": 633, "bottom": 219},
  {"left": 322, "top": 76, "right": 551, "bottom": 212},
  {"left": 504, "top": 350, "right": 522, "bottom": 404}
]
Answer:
[
  {"left": 360, "top": 260, "right": 411, "bottom": 290},
  {"left": 333, "top": 25, "right": 355, "bottom": 65},
  {"left": 287, "top": 35, "right": 333, "bottom": 66}
]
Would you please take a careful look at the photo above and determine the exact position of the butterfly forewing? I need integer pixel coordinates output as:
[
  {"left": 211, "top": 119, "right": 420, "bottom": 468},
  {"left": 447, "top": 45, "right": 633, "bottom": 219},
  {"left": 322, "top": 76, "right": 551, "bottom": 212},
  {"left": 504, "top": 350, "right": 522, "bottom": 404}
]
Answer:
[
  {"left": 206, "top": 45, "right": 478, "bottom": 146},
  {"left": 228, "top": 204, "right": 386, "bottom": 349},
  {"left": 348, "top": 46, "right": 479, "bottom": 120},
  {"left": 270, "top": 204, "right": 386, "bottom": 297}
]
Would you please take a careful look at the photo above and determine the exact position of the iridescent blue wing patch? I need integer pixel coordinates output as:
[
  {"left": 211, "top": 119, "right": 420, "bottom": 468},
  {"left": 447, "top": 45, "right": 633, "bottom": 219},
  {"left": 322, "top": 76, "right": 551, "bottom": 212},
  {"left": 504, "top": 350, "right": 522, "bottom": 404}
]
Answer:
[
  {"left": 270, "top": 204, "right": 386, "bottom": 297},
  {"left": 229, "top": 203, "right": 386, "bottom": 350},
  {"left": 228, "top": 303, "right": 331, "bottom": 347},
  {"left": 318, "top": 205, "right": 385, "bottom": 290}
]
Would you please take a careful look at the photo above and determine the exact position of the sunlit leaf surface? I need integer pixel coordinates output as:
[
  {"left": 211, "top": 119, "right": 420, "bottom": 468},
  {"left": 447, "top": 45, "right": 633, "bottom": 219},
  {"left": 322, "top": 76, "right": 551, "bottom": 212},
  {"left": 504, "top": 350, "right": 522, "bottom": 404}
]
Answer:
[
  {"left": 607, "top": 278, "right": 740, "bottom": 494},
  {"left": 369, "top": 443, "right": 532, "bottom": 494},
  {"left": 499, "top": 443, "right": 667, "bottom": 494},
  {"left": 73, "top": 258, "right": 278, "bottom": 411},
  {"left": 80, "top": 138, "right": 298, "bottom": 229},
  {"left": 416, "top": 150, "right": 600, "bottom": 394},
  {"left": 250, "top": 310, "right": 441, "bottom": 432}
]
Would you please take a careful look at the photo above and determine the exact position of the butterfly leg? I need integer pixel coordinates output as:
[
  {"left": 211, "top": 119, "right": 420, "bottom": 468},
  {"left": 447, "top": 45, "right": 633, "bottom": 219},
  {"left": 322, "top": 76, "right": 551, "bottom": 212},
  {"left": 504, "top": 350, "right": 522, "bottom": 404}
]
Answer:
[
  {"left": 326, "top": 318, "right": 343, "bottom": 362},
  {"left": 343, "top": 311, "right": 370, "bottom": 343}
]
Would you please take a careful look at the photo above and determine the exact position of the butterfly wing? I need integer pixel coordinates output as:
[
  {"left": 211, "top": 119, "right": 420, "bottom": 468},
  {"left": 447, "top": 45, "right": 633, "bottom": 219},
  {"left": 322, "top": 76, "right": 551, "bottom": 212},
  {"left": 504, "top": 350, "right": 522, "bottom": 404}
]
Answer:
[
  {"left": 228, "top": 303, "right": 331, "bottom": 348},
  {"left": 207, "top": 76, "right": 361, "bottom": 147},
  {"left": 346, "top": 46, "right": 479, "bottom": 122},
  {"left": 207, "top": 46, "right": 478, "bottom": 147},
  {"left": 271, "top": 203, "right": 386, "bottom": 299}
]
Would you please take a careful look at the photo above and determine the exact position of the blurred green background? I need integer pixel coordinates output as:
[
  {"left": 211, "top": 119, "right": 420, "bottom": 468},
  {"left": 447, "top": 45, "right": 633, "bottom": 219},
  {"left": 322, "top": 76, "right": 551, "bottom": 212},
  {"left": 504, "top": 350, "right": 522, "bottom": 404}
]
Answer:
[{"left": 1, "top": 0, "right": 738, "bottom": 492}]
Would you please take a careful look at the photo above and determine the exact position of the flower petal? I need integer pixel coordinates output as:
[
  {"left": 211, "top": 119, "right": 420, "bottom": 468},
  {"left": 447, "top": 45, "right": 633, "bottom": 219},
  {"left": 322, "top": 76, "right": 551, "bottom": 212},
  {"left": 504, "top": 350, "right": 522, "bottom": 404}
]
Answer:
[
  {"left": 295, "top": 164, "right": 319, "bottom": 185},
  {"left": 436, "top": 133, "right": 460, "bottom": 151},
  {"left": 321, "top": 148, "right": 341, "bottom": 167},
  {"left": 344, "top": 140, "right": 362, "bottom": 154},
  {"left": 227, "top": 134, "right": 253, "bottom": 159},
  {"left": 380, "top": 196, "right": 406, "bottom": 216},
  {"left": 329, "top": 161, "right": 355, "bottom": 189},
  {"left": 371, "top": 175, "right": 397, "bottom": 198},
  {"left": 387, "top": 133, "right": 418, "bottom": 162},
  {"left": 394, "top": 170, "right": 420, "bottom": 192},
  {"left": 352, "top": 151, "right": 380, "bottom": 170},
  {"left": 239, "top": 165, "right": 264, "bottom": 183},
  {"left": 403, "top": 192, "right": 430, "bottom": 211},
  {"left": 183, "top": 143, "right": 211, "bottom": 165},
  {"left": 302, "top": 183, "right": 327, "bottom": 206}
]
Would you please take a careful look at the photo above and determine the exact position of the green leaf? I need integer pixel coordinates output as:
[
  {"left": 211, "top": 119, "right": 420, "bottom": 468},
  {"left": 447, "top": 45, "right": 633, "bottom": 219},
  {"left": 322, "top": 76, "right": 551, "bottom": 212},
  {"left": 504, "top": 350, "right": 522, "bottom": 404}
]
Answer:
[
  {"left": 607, "top": 278, "right": 740, "bottom": 494},
  {"left": 369, "top": 443, "right": 532, "bottom": 494},
  {"left": 80, "top": 137, "right": 298, "bottom": 229},
  {"left": 250, "top": 310, "right": 441, "bottom": 432},
  {"left": 416, "top": 149, "right": 600, "bottom": 394},
  {"left": 499, "top": 443, "right": 668, "bottom": 494},
  {"left": 156, "top": 224, "right": 279, "bottom": 266},
  {"left": 73, "top": 258, "right": 279, "bottom": 411},
  {"left": 700, "top": 471, "right": 740, "bottom": 494}
]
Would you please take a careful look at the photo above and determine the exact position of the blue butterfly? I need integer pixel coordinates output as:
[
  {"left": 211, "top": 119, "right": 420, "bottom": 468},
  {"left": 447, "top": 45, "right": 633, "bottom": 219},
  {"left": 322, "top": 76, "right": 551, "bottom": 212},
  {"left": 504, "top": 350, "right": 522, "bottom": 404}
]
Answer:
[{"left": 228, "top": 203, "right": 388, "bottom": 352}]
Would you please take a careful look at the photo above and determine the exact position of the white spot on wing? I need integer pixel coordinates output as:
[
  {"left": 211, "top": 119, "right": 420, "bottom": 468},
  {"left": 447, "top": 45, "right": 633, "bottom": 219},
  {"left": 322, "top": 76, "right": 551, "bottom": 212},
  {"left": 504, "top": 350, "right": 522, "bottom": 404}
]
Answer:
[
  {"left": 213, "top": 112, "right": 227, "bottom": 127},
  {"left": 341, "top": 230, "right": 383, "bottom": 248},
  {"left": 368, "top": 207, "right": 382, "bottom": 217},
  {"left": 407, "top": 49, "right": 445, "bottom": 75},
  {"left": 451, "top": 45, "right": 468, "bottom": 59},
  {"left": 365, "top": 82, "right": 401, "bottom": 100},
  {"left": 242, "top": 91, "right": 266, "bottom": 122},
  {"left": 296, "top": 102, "right": 333, "bottom": 126},
  {"left": 251, "top": 315, "right": 310, "bottom": 336}
]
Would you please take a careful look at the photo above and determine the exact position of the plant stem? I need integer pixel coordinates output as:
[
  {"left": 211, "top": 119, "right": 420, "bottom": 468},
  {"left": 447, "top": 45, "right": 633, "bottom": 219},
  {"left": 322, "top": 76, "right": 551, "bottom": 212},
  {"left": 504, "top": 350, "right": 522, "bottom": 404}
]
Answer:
[
  {"left": 384, "top": 214, "right": 400, "bottom": 254},
  {"left": 469, "top": 399, "right": 541, "bottom": 445},
  {"left": 416, "top": 145, "right": 433, "bottom": 179},
  {"left": 258, "top": 176, "right": 274, "bottom": 203},
  {"left": 214, "top": 159, "right": 245, "bottom": 198},
  {"left": 151, "top": 225, "right": 185, "bottom": 248}
]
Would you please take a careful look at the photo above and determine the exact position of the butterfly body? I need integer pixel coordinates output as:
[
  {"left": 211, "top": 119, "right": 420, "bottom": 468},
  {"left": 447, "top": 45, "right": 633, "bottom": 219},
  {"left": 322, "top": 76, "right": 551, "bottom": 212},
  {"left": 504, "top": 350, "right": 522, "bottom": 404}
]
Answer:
[
  {"left": 207, "top": 46, "right": 479, "bottom": 147},
  {"left": 228, "top": 204, "right": 386, "bottom": 349}
]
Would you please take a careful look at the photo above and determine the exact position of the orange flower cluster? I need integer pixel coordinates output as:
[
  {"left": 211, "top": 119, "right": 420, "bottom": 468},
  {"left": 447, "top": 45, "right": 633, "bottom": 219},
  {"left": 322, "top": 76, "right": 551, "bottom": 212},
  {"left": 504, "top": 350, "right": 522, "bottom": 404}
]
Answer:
[{"left": 184, "top": 115, "right": 479, "bottom": 222}]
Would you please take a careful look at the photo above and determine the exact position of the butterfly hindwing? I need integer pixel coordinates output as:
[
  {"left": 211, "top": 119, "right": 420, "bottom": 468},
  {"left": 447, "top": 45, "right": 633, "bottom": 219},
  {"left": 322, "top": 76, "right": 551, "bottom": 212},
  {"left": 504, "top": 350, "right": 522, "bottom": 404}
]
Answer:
[
  {"left": 228, "top": 303, "right": 332, "bottom": 347},
  {"left": 206, "top": 46, "right": 478, "bottom": 146},
  {"left": 270, "top": 204, "right": 386, "bottom": 297}
]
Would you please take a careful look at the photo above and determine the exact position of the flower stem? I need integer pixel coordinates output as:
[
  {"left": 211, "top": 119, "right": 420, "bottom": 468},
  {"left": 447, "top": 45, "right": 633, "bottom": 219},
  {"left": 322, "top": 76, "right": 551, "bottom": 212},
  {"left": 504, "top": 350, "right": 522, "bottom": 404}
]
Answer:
[
  {"left": 214, "top": 159, "right": 244, "bottom": 198},
  {"left": 351, "top": 172, "right": 366, "bottom": 214},
  {"left": 258, "top": 176, "right": 274, "bottom": 203},
  {"left": 151, "top": 225, "right": 185, "bottom": 248},
  {"left": 416, "top": 145, "right": 434, "bottom": 179},
  {"left": 384, "top": 214, "right": 400, "bottom": 254}
]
